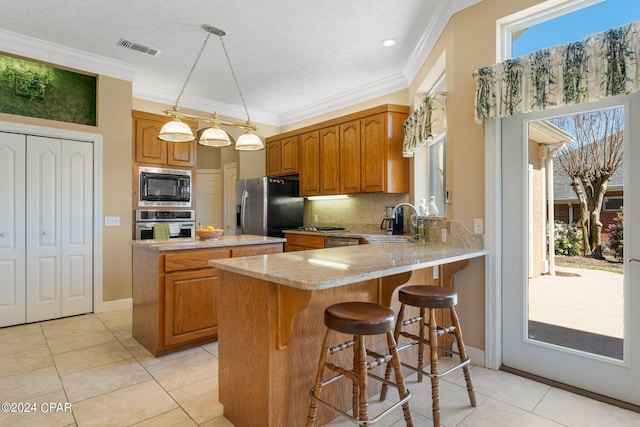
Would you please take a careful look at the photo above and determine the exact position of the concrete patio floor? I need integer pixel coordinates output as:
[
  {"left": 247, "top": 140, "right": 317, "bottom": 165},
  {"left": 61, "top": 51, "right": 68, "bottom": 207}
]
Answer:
[{"left": 529, "top": 266, "right": 624, "bottom": 339}]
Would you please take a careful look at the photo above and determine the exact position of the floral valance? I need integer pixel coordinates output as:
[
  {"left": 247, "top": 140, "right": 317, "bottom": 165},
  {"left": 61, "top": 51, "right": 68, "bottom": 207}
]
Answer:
[
  {"left": 402, "top": 92, "right": 446, "bottom": 157},
  {"left": 473, "top": 21, "right": 640, "bottom": 123}
]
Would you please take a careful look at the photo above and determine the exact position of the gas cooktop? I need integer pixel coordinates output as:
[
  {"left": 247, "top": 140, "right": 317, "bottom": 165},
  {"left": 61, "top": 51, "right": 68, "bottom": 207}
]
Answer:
[{"left": 296, "top": 226, "right": 346, "bottom": 233}]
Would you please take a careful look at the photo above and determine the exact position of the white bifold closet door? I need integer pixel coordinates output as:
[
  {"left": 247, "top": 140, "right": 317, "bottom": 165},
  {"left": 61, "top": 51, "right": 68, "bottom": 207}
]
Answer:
[
  {"left": 0, "top": 132, "right": 93, "bottom": 327},
  {"left": 26, "top": 135, "right": 93, "bottom": 323},
  {"left": 0, "top": 133, "right": 26, "bottom": 326}
]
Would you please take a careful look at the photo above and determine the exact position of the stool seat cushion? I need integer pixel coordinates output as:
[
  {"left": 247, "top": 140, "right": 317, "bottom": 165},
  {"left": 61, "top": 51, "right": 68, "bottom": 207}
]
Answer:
[
  {"left": 324, "top": 302, "right": 395, "bottom": 335},
  {"left": 399, "top": 285, "right": 457, "bottom": 308}
]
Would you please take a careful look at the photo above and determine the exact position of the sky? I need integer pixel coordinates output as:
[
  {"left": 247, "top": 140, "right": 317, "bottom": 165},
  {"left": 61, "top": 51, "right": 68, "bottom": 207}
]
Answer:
[{"left": 513, "top": 0, "right": 640, "bottom": 57}]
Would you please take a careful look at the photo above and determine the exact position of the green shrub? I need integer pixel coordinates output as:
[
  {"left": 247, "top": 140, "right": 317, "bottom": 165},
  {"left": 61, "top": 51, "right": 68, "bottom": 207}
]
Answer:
[
  {"left": 554, "top": 221, "right": 582, "bottom": 256},
  {"left": 608, "top": 210, "right": 623, "bottom": 260}
]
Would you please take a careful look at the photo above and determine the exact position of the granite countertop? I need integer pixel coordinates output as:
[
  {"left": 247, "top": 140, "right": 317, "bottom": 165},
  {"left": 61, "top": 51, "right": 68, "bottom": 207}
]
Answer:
[
  {"left": 209, "top": 243, "right": 489, "bottom": 290},
  {"left": 130, "top": 235, "right": 286, "bottom": 251}
]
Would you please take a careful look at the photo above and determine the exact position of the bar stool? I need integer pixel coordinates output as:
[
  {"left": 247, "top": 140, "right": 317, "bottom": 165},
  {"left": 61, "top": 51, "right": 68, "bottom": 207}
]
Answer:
[
  {"left": 306, "top": 302, "right": 413, "bottom": 426},
  {"left": 381, "top": 285, "right": 476, "bottom": 427}
]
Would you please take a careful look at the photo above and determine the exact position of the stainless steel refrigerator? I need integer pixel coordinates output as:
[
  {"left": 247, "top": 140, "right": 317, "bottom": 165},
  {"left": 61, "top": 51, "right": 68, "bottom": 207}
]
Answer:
[{"left": 236, "top": 177, "right": 304, "bottom": 237}]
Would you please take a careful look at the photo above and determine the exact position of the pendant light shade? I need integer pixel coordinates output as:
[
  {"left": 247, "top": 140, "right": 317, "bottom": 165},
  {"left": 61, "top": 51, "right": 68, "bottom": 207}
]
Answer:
[
  {"left": 199, "top": 125, "right": 232, "bottom": 147},
  {"left": 158, "top": 118, "right": 195, "bottom": 142},
  {"left": 235, "top": 130, "right": 264, "bottom": 151}
]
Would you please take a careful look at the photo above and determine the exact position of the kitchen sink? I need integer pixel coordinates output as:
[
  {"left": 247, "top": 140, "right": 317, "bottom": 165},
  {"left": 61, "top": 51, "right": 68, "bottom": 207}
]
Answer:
[{"left": 361, "top": 234, "right": 415, "bottom": 243}]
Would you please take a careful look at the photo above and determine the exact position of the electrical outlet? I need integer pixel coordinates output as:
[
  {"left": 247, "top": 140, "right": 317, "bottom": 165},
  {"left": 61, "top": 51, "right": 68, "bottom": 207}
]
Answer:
[
  {"left": 473, "top": 218, "right": 483, "bottom": 234},
  {"left": 433, "top": 265, "right": 439, "bottom": 280},
  {"left": 104, "top": 216, "right": 120, "bottom": 227},
  {"left": 441, "top": 228, "right": 447, "bottom": 243}
]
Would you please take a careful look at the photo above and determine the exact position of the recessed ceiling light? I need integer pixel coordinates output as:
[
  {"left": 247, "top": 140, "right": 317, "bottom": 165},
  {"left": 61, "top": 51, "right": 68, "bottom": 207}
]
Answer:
[{"left": 381, "top": 38, "right": 396, "bottom": 47}]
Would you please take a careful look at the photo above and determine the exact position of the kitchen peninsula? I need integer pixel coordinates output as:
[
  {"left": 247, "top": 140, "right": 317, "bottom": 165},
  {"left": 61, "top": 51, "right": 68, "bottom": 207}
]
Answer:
[
  {"left": 209, "top": 228, "right": 488, "bottom": 426},
  {"left": 131, "top": 235, "right": 285, "bottom": 356}
]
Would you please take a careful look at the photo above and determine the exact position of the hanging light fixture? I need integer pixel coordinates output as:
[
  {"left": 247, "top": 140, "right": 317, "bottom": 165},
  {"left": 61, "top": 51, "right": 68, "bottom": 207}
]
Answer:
[{"left": 158, "top": 24, "right": 264, "bottom": 151}]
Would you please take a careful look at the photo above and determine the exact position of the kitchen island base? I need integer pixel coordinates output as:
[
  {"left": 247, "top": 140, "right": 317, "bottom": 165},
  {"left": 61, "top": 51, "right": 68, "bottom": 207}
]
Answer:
[{"left": 218, "top": 263, "right": 468, "bottom": 426}]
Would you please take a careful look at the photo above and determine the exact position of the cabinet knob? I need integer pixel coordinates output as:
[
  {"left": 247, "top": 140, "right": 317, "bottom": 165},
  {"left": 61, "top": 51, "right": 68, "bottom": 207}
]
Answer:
[
  {"left": 0, "top": 232, "right": 4, "bottom": 237},
  {"left": 42, "top": 231, "right": 48, "bottom": 236}
]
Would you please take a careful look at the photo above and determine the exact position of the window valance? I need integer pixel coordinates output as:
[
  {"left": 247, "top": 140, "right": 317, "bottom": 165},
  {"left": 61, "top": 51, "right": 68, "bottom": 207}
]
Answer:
[
  {"left": 473, "top": 21, "right": 640, "bottom": 123},
  {"left": 402, "top": 92, "right": 446, "bottom": 157}
]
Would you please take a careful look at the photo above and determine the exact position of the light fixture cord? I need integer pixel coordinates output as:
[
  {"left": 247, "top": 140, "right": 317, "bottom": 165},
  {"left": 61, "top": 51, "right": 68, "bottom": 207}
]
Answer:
[
  {"left": 218, "top": 35, "right": 252, "bottom": 124},
  {"left": 173, "top": 31, "right": 212, "bottom": 109}
]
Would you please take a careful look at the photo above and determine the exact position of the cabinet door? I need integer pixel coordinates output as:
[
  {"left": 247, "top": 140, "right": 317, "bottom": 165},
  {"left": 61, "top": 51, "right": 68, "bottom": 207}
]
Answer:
[
  {"left": 0, "top": 132, "right": 26, "bottom": 327},
  {"left": 319, "top": 126, "right": 340, "bottom": 195},
  {"left": 164, "top": 268, "right": 219, "bottom": 347},
  {"left": 135, "top": 118, "right": 167, "bottom": 165},
  {"left": 360, "top": 113, "right": 386, "bottom": 193},
  {"left": 61, "top": 140, "right": 93, "bottom": 317},
  {"left": 266, "top": 140, "right": 282, "bottom": 176},
  {"left": 26, "top": 136, "right": 62, "bottom": 322},
  {"left": 281, "top": 136, "right": 299, "bottom": 175},
  {"left": 299, "top": 131, "right": 320, "bottom": 196},
  {"left": 339, "top": 120, "right": 361, "bottom": 194},
  {"left": 135, "top": 117, "right": 195, "bottom": 167},
  {"left": 167, "top": 139, "right": 195, "bottom": 167}
]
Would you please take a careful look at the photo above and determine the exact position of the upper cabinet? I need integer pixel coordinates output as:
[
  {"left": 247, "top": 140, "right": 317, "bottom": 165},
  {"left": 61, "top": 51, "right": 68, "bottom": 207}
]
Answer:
[
  {"left": 266, "top": 135, "right": 298, "bottom": 176},
  {"left": 133, "top": 110, "right": 197, "bottom": 168},
  {"left": 299, "top": 131, "right": 320, "bottom": 197},
  {"left": 266, "top": 104, "right": 409, "bottom": 196}
]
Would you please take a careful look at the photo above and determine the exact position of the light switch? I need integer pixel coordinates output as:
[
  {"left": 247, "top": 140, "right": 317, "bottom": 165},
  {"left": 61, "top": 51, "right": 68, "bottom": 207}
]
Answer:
[
  {"left": 473, "top": 218, "right": 483, "bottom": 234},
  {"left": 104, "top": 216, "right": 120, "bottom": 227}
]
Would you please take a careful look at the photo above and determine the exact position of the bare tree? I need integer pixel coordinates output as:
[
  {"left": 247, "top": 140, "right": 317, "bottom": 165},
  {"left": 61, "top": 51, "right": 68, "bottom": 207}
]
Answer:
[{"left": 551, "top": 108, "right": 624, "bottom": 257}]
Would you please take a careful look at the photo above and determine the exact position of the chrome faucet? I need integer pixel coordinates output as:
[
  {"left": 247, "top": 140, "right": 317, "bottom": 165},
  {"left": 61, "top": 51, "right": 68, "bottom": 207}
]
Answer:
[{"left": 391, "top": 203, "right": 419, "bottom": 231}]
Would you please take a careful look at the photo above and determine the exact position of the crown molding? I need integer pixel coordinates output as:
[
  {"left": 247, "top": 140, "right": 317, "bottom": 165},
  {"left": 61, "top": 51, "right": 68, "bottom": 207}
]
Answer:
[
  {"left": 0, "top": 29, "right": 140, "bottom": 81},
  {"left": 278, "top": 72, "right": 408, "bottom": 126},
  {"left": 133, "top": 83, "right": 280, "bottom": 127}
]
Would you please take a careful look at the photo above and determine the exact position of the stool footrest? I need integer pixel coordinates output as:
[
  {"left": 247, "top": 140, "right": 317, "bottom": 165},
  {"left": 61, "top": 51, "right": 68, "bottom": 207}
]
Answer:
[
  {"left": 400, "top": 356, "right": 471, "bottom": 379},
  {"left": 310, "top": 378, "right": 411, "bottom": 426}
]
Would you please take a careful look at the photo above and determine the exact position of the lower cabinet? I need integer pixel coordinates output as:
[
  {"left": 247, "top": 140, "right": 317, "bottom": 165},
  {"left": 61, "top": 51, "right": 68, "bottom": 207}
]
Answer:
[
  {"left": 133, "top": 242, "right": 282, "bottom": 356},
  {"left": 164, "top": 268, "right": 220, "bottom": 347},
  {"left": 284, "top": 233, "right": 326, "bottom": 251}
]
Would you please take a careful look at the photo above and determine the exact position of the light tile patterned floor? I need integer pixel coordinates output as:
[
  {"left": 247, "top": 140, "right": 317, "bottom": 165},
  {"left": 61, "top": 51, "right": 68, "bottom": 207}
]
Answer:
[{"left": 0, "top": 310, "right": 638, "bottom": 426}]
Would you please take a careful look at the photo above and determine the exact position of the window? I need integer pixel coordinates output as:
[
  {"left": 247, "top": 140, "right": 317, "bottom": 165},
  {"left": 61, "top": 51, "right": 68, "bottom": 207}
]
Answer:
[
  {"left": 502, "top": 0, "right": 640, "bottom": 60},
  {"left": 603, "top": 196, "right": 623, "bottom": 211}
]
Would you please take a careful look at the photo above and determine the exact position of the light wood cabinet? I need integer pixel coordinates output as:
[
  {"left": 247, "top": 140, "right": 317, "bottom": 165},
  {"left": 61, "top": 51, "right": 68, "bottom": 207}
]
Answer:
[
  {"left": 319, "top": 126, "right": 340, "bottom": 194},
  {"left": 133, "top": 242, "right": 283, "bottom": 356},
  {"left": 339, "top": 120, "right": 361, "bottom": 194},
  {"left": 360, "top": 112, "right": 409, "bottom": 193},
  {"left": 299, "top": 131, "right": 320, "bottom": 197},
  {"left": 265, "top": 105, "right": 409, "bottom": 196},
  {"left": 284, "top": 233, "right": 326, "bottom": 251},
  {"left": 266, "top": 140, "right": 282, "bottom": 176},
  {"left": 266, "top": 136, "right": 298, "bottom": 176},
  {"left": 133, "top": 110, "right": 197, "bottom": 168}
]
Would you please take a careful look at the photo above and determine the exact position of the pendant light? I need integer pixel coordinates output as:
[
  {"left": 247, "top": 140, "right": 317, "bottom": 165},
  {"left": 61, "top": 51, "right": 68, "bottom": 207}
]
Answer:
[{"left": 158, "top": 24, "right": 264, "bottom": 151}]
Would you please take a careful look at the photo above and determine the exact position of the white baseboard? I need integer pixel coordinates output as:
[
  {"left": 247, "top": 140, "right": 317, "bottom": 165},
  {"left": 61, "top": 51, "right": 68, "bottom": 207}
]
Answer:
[
  {"left": 452, "top": 343, "right": 487, "bottom": 368},
  {"left": 467, "top": 346, "right": 486, "bottom": 368},
  {"left": 97, "top": 298, "right": 132, "bottom": 312}
]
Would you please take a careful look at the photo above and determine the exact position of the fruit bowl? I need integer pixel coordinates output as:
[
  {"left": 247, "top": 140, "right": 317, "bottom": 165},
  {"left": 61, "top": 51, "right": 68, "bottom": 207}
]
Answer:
[{"left": 195, "top": 229, "right": 224, "bottom": 240}]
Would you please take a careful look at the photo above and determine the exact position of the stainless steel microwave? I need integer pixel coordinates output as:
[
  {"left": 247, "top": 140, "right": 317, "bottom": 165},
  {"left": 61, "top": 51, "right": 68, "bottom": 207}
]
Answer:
[{"left": 138, "top": 166, "right": 191, "bottom": 207}]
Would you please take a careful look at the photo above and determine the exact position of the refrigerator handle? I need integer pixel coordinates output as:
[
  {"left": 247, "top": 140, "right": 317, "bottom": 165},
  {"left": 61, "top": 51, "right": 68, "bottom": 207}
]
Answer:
[{"left": 240, "top": 189, "right": 248, "bottom": 234}]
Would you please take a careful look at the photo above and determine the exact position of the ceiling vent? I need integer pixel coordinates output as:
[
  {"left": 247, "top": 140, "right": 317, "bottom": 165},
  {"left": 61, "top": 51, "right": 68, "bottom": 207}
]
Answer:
[{"left": 117, "top": 39, "right": 161, "bottom": 57}]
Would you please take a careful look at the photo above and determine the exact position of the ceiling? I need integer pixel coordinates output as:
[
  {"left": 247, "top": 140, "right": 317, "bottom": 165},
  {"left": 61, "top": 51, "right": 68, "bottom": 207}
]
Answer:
[{"left": 0, "top": 0, "right": 480, "bottom": 127}]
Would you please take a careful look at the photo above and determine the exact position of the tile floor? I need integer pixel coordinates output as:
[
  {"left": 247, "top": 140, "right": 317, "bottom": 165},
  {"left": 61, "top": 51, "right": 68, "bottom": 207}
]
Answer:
[{"left": 0, "top": 310, "right": 638, "bottom": 426}]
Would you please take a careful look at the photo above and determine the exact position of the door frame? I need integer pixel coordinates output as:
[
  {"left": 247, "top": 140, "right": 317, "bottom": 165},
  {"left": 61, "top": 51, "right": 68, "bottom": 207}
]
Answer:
[{"left": 0, "top": 120, "right": 103, "bottom": 313}]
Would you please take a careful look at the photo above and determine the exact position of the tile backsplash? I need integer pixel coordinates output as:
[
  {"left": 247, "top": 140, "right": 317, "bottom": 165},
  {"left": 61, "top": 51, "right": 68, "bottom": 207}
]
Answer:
[{"left": 304, "top": 193, "right": 409, "bottom": 233}]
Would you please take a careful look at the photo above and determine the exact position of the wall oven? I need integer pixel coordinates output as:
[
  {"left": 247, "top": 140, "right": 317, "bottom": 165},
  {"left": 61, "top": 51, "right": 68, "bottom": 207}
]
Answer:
[
  {"left": 135, "top": 210, "right": 195, "bottom": 240},
  {"left": 139, "top": 166, "right": 191, "bottom": 207}
]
